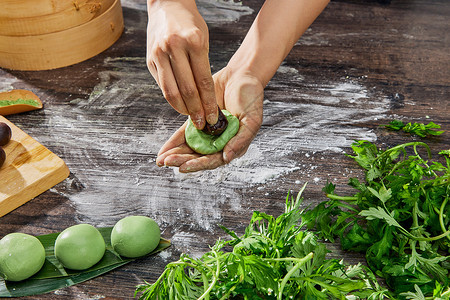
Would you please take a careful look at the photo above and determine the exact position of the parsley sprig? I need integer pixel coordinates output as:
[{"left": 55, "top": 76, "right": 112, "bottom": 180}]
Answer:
[
  {"left": 136, "top": 184, "right": 390, "bottom": 299},
  {"left": 303, "top": 141, "right": 450, "bottom": 299},
  {"left": 383, "top": 120, "right": 444, "bottom": 137}
]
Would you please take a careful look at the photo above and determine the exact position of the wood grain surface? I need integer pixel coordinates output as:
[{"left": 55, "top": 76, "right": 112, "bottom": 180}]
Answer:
[
  {"left": 0, "top": 0, "right": 449, "bottom": 299},
  {"left": 0, "top": 116, "right": 69, "bottom": 217}
]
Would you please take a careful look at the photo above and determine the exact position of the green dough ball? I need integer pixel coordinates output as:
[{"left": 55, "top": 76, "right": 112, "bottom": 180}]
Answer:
[
  {"left": 0, "top": 233, "right": 46, "bottom": 281},
  {"left": 185, "top": 110, "right": 239, "bottom": 155},
  {"left": 55, "top": 224, "right": 105, "bottom": 270},
  {"left": 111, "top": 216, "right": 161, "bottom": 258}
]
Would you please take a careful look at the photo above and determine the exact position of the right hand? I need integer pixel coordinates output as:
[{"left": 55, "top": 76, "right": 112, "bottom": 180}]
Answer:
[{"left": 146, "top": 0, "right": 218, "bottom": 129}]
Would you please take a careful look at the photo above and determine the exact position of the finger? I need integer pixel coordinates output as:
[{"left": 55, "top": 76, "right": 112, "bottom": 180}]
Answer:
[
  {"left": 152, "top": 50, "right": 189, "bottom": 115},
  {"left": 146, "top": 60, "right": 159, "bottom": 85},
  {"left": 170, "top": 50, "right": 205, "bottom": 129},
  {"left": 164, "top": 153, "right": 201, "bottom": 167},
  {"left": 157, "top": 144, "right": 194, "bottom": 167},
  {"left": 179, "top": 152, "right": 225, "bottom": 173},
  {"left": 156, "top": 122, "right": 193, "bottom": 167},
  {"left": 189, "top": 50, "right": 217, "bottom": 125},
  {"left": 157, "top": 121, "right": 188, "bottom": 157}
]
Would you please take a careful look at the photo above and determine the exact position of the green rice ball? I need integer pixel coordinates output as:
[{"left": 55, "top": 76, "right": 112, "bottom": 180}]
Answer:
[
  {"left": 0, "top": 233, "right": 46, "bottom": 281},
  {"left": 111, "top": 216, "right": 161, "bottom": 258},
  {"left": 55, "top": 224, "right": 105, "bottom": 270},
  {"left": 185, "top": 109, "right": 239, "bottom": 155}
]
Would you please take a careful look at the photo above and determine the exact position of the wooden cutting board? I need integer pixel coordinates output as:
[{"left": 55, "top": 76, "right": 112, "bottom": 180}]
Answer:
[{"left": 0, "top": 116, "right": 69, "bottom": 217}]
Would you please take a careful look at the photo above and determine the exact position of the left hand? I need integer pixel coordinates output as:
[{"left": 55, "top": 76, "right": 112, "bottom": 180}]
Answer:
[{"left": 156, "top": 68, "right": 264, "bottom": 172}]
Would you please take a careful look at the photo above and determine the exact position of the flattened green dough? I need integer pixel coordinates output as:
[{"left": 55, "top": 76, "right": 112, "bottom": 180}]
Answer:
[{"left": 185, "top": 110, "right": 239, "bottom": 155}]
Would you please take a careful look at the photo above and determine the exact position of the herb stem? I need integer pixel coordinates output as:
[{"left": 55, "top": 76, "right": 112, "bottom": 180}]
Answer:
[
  {"left": 264, "top": 256, "right": 312, "bottom": 264},
  {"left": 439, "top": 194, "right": 450, "bottom": 242},
  {"left": 412, "top": 201, "right": 419, "bottom": 229},
  {"left": 277, "top": 252, "right": 314, "bottom": 300},
  {"left": 325, "top": 194, "right": 358, "bottom": 203},
  {"left": 198, "top": 250, "right": 220, "bottom": 300},
  {"left": 375, "top": 142, "right": 431, "bottom": 166},
  {"left": 140, "top": 268, "right": 169, "bottom": 300},
  {"left": 413, "top": 230, "right": 450, "bottom": 242},
  {"left": 219, "top": 284, "right": 238, "bottom": 300}
]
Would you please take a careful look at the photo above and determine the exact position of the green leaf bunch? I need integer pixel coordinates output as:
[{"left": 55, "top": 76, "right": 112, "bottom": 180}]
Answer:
[
  {"left": 136, "top": 184, "right": 389, "bottom": 300},
  {"left": 303, "top": 141, "right": 450, "bottom": 299},
  {"left": 383, "top": 120, "right": 444, "bottom": 137}
]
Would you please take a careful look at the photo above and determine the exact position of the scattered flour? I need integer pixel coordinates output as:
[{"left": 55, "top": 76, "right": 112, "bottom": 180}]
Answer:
[
  {"left": 0, "top": 2, "right": 390, "bottom": 251},
  {"left": 0, "top": 73, "right": 20, "bottom": 91},
  {"left": 1, "top": 55, "right": 389, "bottom": 239}
]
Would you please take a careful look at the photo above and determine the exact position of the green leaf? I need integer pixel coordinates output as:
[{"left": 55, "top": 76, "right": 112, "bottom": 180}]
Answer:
[
  {"left": 384, "top": 120, "right": 406, "bottom": 131},
  {"left": 0, "top": 227, "right": 170, "bottom": 297},
  {"left": 383, "top": 120, "right": 444, "bottom": 137},
  {"left": 359, "top": 207, "right": 402, "bottom": 229},
  {"left": 366, "top": 225, "right": 393, "bottom": 266},
  {"left": 399, "top": 284, "right": 426, "bottom": 300},
  {"left": 367, "top": 186, "right": 392, "bottom": 203},
  {"left": 341, "top": 223, "right": 372, "bottom": 252}
]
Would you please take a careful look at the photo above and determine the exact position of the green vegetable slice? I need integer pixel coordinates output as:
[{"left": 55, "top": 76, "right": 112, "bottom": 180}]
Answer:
[
  {"left": 0, "top": 99, "right": 41, "bottom": 107},
  {"left": 0, "top": 227, "right": 170, "bottom": 297}
]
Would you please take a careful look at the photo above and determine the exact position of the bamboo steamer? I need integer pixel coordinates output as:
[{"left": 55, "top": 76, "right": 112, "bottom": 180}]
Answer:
[
  {"left": 0, "top": 0, "right": 124, "bottom": 71},
  {"left": 0, "top": 0, "right": 93, "bottom": 19},
  {"left": 0, "top": 0, "right": 115, "bottom": 36}
]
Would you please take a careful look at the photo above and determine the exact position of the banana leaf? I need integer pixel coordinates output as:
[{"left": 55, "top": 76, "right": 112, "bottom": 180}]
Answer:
[{"left": 0, "top": 227, "right": 171, "bottom": 297}]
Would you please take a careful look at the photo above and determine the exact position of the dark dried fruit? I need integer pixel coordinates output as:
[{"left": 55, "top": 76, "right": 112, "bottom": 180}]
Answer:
[
  {"left": 0, "top": 122, "right": 12, "bottom": 146},
  {"left": 0, "top": 147, "right": 5, "bottom": 167},
  {"left": 202, "top": 108, "right": 228, "bottom": 136}
]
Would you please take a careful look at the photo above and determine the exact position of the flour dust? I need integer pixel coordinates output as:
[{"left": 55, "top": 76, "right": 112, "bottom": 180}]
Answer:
[{"left": 0, "top": 1, "right": 390, "bottom": 254}]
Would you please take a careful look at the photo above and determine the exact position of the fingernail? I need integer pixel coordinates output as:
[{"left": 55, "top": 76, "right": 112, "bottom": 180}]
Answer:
[
  {"left": 223, "top": 152, "right": 232, "bottom": 163},
  {"left": 207, "top": 113, "right": 218, "bottom": 125},
  {"left": 193, "top": 117, "right": 204, "bottom": 129},
  {"left": 155, "top": 158, "right": 163, "bottom": 167}
]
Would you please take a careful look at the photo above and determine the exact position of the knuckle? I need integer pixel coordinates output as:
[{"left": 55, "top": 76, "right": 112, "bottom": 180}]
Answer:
[
  {"left": 146, "top": 58, "right": 154, "bottom": 71},
  {"left": 162, "top": 33, "right": 183, "bottom": 52},
  {"left": 151, "top": 46, "right": 164, "bottom": 57},
  {"left": 148, "top": 46, "right": 164, "bottom": 63},
  {"left": 185, "top": 28, "right": 206, "bottom": 50},
  {"left": 180, "top": 85, "right": 198, "bottom": 99},
  {"left": 197, "top": 76, "right": 214, "bottom": 91},
  {"left": 163, "top": 89, "right": 181, "bottom": 103}
]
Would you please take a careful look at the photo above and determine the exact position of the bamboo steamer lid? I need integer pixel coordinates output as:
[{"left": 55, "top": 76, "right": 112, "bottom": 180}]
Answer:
[
  {"left": 0, "top": 0, "right": 115, "bottom": 36},
  {"left": 0, "top": 0, "right": 124, "bottom": 71}
]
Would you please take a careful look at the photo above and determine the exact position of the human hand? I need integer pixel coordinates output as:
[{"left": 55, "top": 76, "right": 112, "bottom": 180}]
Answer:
[
  {"left": 146, "top": 0, "right": 218, "bottom": 129},
  {"left": 156, "top": 68, "right": 264, "bottom": 172}
]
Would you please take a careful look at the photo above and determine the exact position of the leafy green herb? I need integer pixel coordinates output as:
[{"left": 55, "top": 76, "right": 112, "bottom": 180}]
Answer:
[
  {"left": 303, "top": 141, "right": 450, "bottom": 299},
  {"left": 136, "top": 184, "right": 390, "bottom": 299},
  {"left": 383, "top": 120, "right": 444, "bottom": 137}
]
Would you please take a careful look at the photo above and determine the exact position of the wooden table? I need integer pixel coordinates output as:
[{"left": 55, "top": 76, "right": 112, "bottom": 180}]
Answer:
[{"left": 0, "top": 0, "right": 448, "bottom": 298}]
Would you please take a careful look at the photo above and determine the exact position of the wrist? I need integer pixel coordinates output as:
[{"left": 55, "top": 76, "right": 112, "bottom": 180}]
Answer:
[
  {"left": 226, "top": 44, "right": 280, "bottom": 88},
  {"left": 147, "top": 0, "right": 197, "bottom": 11}
]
